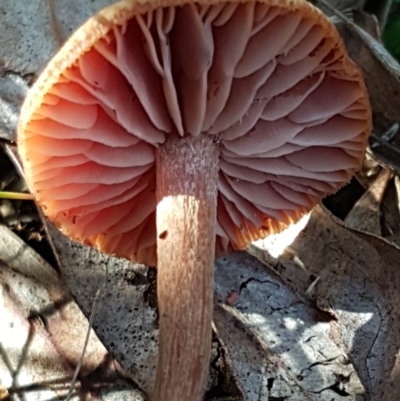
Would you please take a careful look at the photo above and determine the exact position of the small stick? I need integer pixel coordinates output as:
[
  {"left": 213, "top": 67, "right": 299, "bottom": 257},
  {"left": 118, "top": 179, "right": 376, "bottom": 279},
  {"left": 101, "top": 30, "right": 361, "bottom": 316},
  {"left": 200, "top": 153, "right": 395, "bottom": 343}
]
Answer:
[
  {"left": 64, "top": 288, "right": 102, "bottom": 401},
  {"left": 0, "top": 191, "right": 35, "bottom": 200}
]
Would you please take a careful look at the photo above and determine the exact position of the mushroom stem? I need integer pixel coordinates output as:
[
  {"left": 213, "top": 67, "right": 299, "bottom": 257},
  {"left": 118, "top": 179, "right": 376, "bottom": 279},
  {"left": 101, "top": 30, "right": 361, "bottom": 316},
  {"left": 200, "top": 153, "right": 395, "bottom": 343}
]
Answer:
[{"left": 154, "top": 134, "right": 219, "bottom": 401}]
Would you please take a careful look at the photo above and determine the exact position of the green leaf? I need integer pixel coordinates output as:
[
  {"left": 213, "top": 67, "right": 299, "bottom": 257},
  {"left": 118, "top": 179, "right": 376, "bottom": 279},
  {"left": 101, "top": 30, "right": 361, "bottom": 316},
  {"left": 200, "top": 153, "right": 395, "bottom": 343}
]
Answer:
[{"left": 383, "top": 10, "right": 400, "bottom": 61}]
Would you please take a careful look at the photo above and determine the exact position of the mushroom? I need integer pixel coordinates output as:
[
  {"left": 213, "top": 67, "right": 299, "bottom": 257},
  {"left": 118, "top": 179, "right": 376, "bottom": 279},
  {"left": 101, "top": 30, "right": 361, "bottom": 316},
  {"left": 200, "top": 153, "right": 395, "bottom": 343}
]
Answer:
[{"left": 18, "top": 1, "right": 371, "bottom": 400}]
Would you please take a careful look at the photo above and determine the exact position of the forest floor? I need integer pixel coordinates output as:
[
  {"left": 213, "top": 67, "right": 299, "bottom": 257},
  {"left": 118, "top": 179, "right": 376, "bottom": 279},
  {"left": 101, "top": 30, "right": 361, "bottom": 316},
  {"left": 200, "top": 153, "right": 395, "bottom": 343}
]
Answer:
[{"left": 1, "top": 1, "right": 400, "bottom": 401}]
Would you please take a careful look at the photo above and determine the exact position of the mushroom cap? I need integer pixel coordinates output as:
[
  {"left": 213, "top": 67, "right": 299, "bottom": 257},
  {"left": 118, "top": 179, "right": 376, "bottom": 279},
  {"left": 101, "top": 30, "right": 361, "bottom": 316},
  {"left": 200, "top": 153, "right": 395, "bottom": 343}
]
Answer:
[{"left": 18, "top": 0, "right": 371, "bottom": 266}]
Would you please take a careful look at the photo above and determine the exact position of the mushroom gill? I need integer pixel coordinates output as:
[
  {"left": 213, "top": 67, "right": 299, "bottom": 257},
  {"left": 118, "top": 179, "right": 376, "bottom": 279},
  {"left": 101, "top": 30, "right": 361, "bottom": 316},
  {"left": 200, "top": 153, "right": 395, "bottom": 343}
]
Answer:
[
  {"left": 20, "top": 1, "right": 370, "bottom": 264},
  {"left": 18, "top": 1, "right": 371, "bottom": 401}
]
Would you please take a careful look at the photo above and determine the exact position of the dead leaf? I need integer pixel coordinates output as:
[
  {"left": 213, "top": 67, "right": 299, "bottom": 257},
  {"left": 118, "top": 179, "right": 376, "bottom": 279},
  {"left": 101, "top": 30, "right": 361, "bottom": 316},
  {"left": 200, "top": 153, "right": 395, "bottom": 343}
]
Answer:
[
  {"left": 214, "top": 251, "right": 365, "bottom": 400},
  {"left": 382, "top": 176, "right": 400, "bottom": 246},
  {"left": 311, "top": 0, "right": 367, "bottom": 15},
  {"left": 340, "top": 20, "right": 400, "bottom": 123},
  {"left": 0, "top": 275, "right": 76, "bottom": 400},
  {"left": 0, "top": 224, "right": 143, "bottom": 400},
  {"left": 344, "top": 167, "right": 392, "bottom": 234},
  {"left": 0, "top": 73, "right": 29, "bottom": 142},
  {"left": 252, "top": 205, "right": 400, "bottom": 400},
  {"left": 44, "top": 221, "right": 159, "bottom": 395}
]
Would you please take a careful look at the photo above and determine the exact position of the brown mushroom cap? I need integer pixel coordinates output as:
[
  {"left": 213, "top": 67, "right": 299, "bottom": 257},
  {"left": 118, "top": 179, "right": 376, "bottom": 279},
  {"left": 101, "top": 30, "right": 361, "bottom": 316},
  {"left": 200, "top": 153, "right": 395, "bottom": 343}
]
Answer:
[{"left": 18, "top": 0, "right": 371, "bottom": 266}]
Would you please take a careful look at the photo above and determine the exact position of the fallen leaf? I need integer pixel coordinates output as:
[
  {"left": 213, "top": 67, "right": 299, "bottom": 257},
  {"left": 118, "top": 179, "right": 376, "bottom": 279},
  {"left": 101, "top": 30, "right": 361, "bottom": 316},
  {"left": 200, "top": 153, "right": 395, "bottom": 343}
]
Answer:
[
  {"left": 0, "top": 224, "right": 143, "bottom": 400},
  {"left": 215, "top": 252, "right": 365, "bottom": 401},
  {"left": 344, "top": 167, "right": 392, "bottom": 234},
  {"left": 251, "top": 205, "right": 400, "bottom": 400},
  {"left": 44, "top": 221, "right": 159, "bottom": 395}
]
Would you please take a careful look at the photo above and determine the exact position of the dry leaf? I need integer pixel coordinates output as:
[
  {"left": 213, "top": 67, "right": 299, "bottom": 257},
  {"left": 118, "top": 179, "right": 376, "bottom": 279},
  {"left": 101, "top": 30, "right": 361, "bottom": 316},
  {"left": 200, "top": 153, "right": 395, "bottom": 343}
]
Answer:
[
  {"left": 0, "top": 272, "right": 76, "bottom": 400},
  {"left": 215, "top": 252, "right": 365, "bottom": 400},
  {"left": 344, "top": 167, "right": 392, "bottom": 234},
  {"left": 382, "top": 176, "right": 400, "bottom": 246},
  {"left": 45, "top": 221, "right": 159, "bottom": 395},
  {"left": 0, "top": 224, "right": 143, "bottom": 400},
  {"left": 252, "top": 205, "right": 400, "bottom": 400},
  {"left": 47, "top": 218, "right": 370, "bottom": 400}
]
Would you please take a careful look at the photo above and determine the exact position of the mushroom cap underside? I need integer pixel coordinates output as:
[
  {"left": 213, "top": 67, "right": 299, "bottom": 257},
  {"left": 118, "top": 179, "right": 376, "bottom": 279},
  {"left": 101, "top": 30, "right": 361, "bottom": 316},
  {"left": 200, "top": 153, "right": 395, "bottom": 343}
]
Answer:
[{"left": 18, "top": 0, "right": 372, "bottom": 266}]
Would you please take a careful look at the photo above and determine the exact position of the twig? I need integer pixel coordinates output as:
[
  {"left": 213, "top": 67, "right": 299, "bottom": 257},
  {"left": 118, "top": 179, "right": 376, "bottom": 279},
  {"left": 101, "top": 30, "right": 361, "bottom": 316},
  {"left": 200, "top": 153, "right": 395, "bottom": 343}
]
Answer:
[
  {"left": 64, "top": 287, "right": 102, "bottom": 401},
  {"left": 3, "top": 144, "right": 27, "bottom": 183},
  {"left": 0, "top": 191, "right": 34, "bottom": 200}
]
